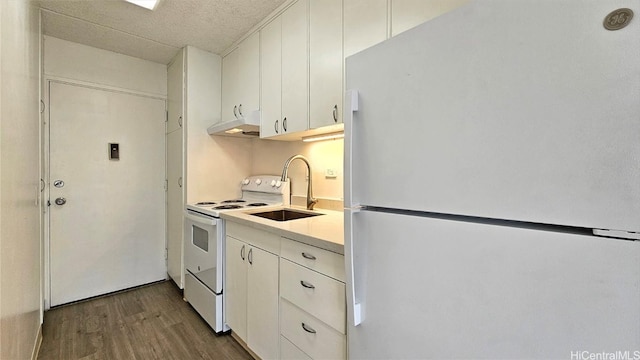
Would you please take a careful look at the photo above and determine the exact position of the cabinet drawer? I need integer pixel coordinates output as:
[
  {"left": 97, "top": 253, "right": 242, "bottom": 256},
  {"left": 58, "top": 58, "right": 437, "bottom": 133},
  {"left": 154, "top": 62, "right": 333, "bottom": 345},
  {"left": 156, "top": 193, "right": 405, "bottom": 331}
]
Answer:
[
  {"left": 280, "top": 259, "right": 346, "bottom": 334},
  {"left": 226, "top": 222, "right": 280, "bottom": 255},
  {"left": 281, "top": 238, "right": 345, "bottom": 282},
  {"left": 281, "top": 335, "right": 312, "bottom": 360},
  {"left": 281, "top": 299, "right": 346, "bottom": 360}
]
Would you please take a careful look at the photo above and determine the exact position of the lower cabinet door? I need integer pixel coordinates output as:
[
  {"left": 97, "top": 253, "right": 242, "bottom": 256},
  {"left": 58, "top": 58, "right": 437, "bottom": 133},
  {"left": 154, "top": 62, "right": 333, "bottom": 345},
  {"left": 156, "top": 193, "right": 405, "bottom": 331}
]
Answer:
[
  {"left": 281, "top": 335, "right": 312, "bottom": 360},
  {"left": 247, "top": 246, "right": 280, "bottom": 359},
  {"left": 225, "top": 236, "right": 248, "bottom": 340}
]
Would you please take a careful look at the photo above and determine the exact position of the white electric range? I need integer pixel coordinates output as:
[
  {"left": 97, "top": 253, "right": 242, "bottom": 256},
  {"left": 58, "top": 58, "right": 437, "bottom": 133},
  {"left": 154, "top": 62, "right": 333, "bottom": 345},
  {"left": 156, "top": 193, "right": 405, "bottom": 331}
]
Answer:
[{"left": 183, "top": 175, "right": 290, "bottom": 332}]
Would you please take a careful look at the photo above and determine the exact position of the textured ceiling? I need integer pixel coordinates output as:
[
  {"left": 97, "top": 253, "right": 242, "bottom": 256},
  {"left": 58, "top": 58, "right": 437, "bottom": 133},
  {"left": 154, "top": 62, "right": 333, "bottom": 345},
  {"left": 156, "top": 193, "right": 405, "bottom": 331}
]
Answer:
[{"left": 36, "top": 0, "right": 288, "bottom": 64}]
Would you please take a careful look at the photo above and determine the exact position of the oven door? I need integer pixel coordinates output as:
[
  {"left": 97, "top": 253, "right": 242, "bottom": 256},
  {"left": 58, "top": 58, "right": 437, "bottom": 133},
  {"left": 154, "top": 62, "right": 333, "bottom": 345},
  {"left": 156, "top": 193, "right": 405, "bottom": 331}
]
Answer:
[{"left": 184, "top": 210, "right": 223, "bottom": 294}]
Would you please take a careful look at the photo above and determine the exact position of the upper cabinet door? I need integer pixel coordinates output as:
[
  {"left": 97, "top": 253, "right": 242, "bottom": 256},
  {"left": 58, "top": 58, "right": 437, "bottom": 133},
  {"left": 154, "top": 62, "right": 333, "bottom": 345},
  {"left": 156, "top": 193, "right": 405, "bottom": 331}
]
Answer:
[
  {"left": 344, "top": 0, "right": 388, "bottom": 58},
  {"left": 391, "top": 0, "right": 470, "bottom": 37},
  {"left": 260, "top": 17, "right": 282, "bottom": 138},
  {"left": 221, "top": 47, "right": 240, "bottom": 122},
  {"left": 236, "top": 32, "right": 260, "bottom": 119},
  {"left": 309, "top": 0, "right": 343, "bottom": 129},
  {"left": 281, "top": 0, "right": 309, "bottom": 134},
  {"left": 221, "top": 32, "right": 259, "bottom": 123},
  {"left": 167, "top": 51, "right": 184, "bottom": 133}
]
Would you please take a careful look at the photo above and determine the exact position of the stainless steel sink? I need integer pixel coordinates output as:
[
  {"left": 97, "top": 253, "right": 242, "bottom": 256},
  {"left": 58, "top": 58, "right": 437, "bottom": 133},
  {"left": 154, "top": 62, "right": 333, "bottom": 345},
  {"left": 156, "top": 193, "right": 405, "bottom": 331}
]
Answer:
[{"left": 250, "top": 209, "right": 323, "bottom": 222}]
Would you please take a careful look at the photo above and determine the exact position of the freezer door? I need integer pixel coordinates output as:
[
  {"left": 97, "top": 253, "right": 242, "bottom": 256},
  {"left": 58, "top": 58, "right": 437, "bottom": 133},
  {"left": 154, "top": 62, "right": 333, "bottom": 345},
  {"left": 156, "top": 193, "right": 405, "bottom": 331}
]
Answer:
[
  {"left": 345, "top": 209, "right": 640, "bottom": 359},
  {"left": 345, "top": 0, "right": 640, "bottom": 232}
]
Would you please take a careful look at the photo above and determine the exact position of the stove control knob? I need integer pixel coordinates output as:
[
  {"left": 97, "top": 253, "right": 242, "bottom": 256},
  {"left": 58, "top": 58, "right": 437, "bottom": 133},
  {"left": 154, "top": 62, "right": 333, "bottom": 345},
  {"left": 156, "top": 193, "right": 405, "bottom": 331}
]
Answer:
[
  {"left": 270, "top": 180, "right": 277, "bottom": 187},
  {"left": 275, "top": 180, "right": 282, "bottom": 188},
  {"left": 255, "top": 179, "right": 262, "bottom": 185},
  {"left": 242, "top": 178, "right": 250, "bottom": 185}
]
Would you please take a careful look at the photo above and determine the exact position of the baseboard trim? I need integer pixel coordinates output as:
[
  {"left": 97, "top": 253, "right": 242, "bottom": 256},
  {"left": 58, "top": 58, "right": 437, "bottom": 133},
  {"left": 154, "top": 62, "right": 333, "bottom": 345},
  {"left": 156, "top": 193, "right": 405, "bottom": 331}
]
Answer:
[
  {"left": 230, "top": 331, "right": 260, "bottom": 360},
  {"left": 31, "top": 324, "right": 43, "bottom": 360}
]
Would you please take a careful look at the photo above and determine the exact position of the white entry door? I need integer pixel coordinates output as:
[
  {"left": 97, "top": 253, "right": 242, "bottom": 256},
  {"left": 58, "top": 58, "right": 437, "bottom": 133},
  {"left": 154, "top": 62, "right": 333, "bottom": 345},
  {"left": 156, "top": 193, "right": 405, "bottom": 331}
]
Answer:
[{"left": 49, "top": 82, "right": 167, "bottom": 306}]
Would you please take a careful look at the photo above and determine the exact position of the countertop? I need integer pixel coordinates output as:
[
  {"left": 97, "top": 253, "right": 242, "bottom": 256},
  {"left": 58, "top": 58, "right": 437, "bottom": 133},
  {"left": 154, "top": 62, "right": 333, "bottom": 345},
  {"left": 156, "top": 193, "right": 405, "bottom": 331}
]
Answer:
[{"left": 221, "top": 206, "right": 344, "bottom": 254}]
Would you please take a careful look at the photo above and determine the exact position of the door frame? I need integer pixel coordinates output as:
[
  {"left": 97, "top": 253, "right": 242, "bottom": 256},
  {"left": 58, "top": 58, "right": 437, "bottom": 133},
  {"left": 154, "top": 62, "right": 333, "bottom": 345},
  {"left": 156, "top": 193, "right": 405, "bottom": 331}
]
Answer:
[{"left": 42, "top": 77, "right": 168, "bottom": 309}]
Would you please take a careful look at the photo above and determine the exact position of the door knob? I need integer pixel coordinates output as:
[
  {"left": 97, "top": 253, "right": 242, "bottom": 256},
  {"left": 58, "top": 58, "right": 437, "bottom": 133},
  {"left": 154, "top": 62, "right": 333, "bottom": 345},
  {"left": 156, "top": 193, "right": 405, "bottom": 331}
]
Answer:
[{"left": 55, "top": 197, "right": 66, "bottom": 206}]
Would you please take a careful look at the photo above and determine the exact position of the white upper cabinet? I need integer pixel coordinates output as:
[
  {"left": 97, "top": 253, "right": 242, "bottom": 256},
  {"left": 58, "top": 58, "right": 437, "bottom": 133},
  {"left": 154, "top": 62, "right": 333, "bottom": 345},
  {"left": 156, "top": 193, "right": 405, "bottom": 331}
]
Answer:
[
  {"left": 221, "top": 47, "right": 239, "bottom": 122},
  {"left": 281, "top": 0, "right": 309, "bottom": 135},
  {"left": 167, "top": 52, "right": 184, "bottom": 133},
  {"left": 343, "top": 0, "right": 388, "bottom": 58},
  {"left": 221, "top": 32, "right": 260, "bottom": 123},
  {"left": 260, "top": 0, "right": 309, "bottom": 138},
  {"left": 260, "top": 16, "right": 282, "bottom": 138},
  {"left": 309, "top": 0, "right": 343, "bottom": 129},
  {"left": 391, "top": 0, "right": 470, "bottom": 37},
  {"left": 252, "top": 0, "right": 475, "bottom": 139}
]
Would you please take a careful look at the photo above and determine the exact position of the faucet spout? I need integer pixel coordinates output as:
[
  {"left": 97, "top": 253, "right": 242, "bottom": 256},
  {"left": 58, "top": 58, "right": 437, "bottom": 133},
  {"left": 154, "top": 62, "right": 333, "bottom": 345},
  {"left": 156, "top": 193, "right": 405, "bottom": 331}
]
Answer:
[{"left": 281, "top": 155, "right": 317, "bottom": 210}]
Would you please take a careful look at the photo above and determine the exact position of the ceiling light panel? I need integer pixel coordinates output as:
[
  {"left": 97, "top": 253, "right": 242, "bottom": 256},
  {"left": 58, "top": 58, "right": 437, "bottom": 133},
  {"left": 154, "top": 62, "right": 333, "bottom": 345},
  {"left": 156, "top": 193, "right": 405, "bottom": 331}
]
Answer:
[{"left": 124, "top": 0, "right": 159, "bottom": 10}]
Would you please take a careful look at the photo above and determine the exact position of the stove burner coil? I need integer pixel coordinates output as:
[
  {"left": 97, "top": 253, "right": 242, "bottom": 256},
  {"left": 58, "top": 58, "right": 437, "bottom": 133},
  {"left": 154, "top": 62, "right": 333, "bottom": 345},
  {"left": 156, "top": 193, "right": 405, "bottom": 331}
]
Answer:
[
  {"left": 247, "top": 203, "right": 269, "bottom": 207},
  {"left": 195, "top": 201, "right": 217, "bottom": 205},
  {"left": 222, "top": 199, "right": 246, "bottom": 203},
  {"left": 214, "top": 205, "right": 243, "bottom": 210}
]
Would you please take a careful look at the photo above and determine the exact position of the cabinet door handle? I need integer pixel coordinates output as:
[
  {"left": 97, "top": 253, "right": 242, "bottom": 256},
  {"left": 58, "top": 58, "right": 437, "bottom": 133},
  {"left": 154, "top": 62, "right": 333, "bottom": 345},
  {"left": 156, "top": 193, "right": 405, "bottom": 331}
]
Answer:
[
  {"left": 240, "top": 244, "right": 245, "bottom": 260},
  {"left": 248, "top": 248, "right": 253, "bottom": 265},
  {"left": 332, "top": 104, "right": 338, "bottom": 122},
  {"left": 274, "top": 120, "right": 279, "bottom": 134},
  {"left": 301, "top": 323, "right": 317, "bottom": 334},
  {"left": 238, "top": 104, "right": 243, "bottom": 117},
  {"left": 300, "top": 280, "right": 315, "bottom": 289},
  {"left": 178, "top": 116, "right": 183, "bottom": 127},
  {"left": 301, "top": 252, "right": 316, "bottom": 260},
  {"left": 233, "top": 105, "right": 238, "bottom": 118},
  {"left": 283, "top": 117, "right": 287, "bottom": 132},
  {"left": 178, "top": 177, "right": 182, "bottom": 188}
]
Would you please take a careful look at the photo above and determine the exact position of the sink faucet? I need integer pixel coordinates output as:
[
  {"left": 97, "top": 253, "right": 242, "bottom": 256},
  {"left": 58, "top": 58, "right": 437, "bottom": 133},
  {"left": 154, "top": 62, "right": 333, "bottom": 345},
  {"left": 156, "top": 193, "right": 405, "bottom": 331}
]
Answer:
[{"left": 281, "top": 155, "right": 317, "bottom": 210}]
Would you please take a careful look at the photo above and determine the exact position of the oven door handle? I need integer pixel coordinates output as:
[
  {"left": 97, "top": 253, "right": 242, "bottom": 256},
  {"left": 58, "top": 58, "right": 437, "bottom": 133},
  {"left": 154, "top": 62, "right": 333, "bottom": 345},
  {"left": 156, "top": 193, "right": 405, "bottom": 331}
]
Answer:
[{"left": 185, "top": 211, "right": 220, "bottom": 226}]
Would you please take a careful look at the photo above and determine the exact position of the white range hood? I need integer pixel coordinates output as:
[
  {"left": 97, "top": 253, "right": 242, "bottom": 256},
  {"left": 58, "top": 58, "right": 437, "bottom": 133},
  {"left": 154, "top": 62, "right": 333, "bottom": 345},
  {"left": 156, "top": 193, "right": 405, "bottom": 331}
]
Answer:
[{"left": 207, "top": 110, "right": 260, "bottom": 137}]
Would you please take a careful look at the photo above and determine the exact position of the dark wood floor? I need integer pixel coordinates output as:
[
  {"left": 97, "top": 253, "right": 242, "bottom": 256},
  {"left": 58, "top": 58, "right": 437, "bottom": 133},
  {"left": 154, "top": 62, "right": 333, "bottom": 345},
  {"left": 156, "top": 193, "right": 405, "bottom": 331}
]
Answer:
[{"left": 38, "top": 280, "right": 253, "bottom": 360}]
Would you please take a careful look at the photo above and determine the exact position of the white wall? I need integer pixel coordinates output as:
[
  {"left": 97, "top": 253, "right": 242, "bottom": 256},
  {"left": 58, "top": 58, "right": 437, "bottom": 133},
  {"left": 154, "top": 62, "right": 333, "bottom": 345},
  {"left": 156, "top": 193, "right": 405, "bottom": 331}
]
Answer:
[
  {"left": 0, "top": 1, "right": 42, "bottom": 359},
  {"left": 251, "top": 138, "right": 343, "bottom": 207},
  {"left": 44, "top": 36, "right": 167, "bottom": 96}
]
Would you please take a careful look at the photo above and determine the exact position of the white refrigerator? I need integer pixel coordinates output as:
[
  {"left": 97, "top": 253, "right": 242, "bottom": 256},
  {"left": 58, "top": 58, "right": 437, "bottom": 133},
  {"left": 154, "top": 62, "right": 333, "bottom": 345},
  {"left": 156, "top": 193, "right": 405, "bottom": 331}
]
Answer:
[{"left": 344, "top": 1, "right": 640, "bottom": 359}]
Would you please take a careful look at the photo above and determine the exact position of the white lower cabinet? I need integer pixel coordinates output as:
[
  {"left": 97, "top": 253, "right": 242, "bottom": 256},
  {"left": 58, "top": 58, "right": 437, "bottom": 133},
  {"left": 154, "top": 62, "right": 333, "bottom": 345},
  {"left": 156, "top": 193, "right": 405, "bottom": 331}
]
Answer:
[
  {"left": 225, "top": 236, "right": 248, "bottom": 340},
  {"left": 247, "top": 246, "right": 279, "bottom": 359},
  {"left": 280, "top": 300, "right": 346, "bottom": 360},
  {"left": 224, "top": 222, "right": 346, "bottom": 360},
  {"left": 225, "top": 224, "right": 280, "bottom": 360},
  {"left": 280, "top": 238, "right": 346, "bottom": 360},
  {"left": 280, "top": 259, "right": 346, "bottom": 333}
]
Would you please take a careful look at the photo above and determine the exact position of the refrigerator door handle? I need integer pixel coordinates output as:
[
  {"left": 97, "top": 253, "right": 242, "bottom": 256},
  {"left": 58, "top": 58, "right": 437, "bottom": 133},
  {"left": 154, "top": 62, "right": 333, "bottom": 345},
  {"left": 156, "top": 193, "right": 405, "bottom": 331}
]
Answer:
[
  {"left": 344, "top": 90, "right": 359, "bottom": 209},
  {"left": 345, "top": 207, "right": 364, "bottom": 326}
]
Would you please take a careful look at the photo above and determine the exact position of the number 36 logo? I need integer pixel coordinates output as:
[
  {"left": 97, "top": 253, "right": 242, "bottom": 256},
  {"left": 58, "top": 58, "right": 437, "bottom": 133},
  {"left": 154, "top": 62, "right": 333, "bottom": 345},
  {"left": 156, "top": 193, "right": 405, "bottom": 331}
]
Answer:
[{"left": 604, "top": 8, "right": 634, "bottom": 31}]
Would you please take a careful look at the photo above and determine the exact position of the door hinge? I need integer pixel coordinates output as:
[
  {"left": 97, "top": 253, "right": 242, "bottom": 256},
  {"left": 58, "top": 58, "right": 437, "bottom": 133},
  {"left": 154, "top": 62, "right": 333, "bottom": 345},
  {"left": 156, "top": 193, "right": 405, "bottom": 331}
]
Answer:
[
  {"left": 165, "top": 248, "right": 168, "bottom": 260},
  {"left": 593, "top": 229, "right": 640, "bottom": 241},
  {"left": 164, "top": 179, "right": 168, "bottom": 191},
  {"left": 46, "top": 200, "right": 51, "bottom": 207},
  {"left": 165, "top": 110, "right": 168, "bottom": 122}
]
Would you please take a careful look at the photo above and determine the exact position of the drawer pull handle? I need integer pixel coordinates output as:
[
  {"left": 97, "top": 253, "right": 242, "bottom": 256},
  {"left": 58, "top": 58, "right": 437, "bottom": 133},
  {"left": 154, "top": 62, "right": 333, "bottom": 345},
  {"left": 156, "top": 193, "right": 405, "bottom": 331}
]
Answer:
[
  {"left": 301, "top": 252, "right": 316, "bottom": 260},
  {"left": 301, "top": 322, "right": 317, "bottom": 334},
  {"left": 240, "top": 245, "right": 245, "bottom": 260},
  {"left": 300, "top": 280, "right": 315, "bottom": 289}
]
